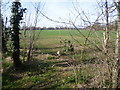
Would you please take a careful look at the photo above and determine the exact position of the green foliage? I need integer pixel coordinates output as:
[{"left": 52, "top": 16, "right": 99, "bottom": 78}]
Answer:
[
  {"left": 82, "top": 57, "right": 97, "bottom": 64},
  {"left": 65, "top": 76, "right": 76, "bottom": 83},
  {"left": 10, "top": 1, "right": 26, "bottom": 67},
  {"left": 2, "top": 17, "right": 9, "bottom": 53},
  {"left": 118, "top": 1, "right": 120, "bottom": 16},
  {"left": 10, "top": 1, "right": 26, "bottom": 42},
  {"left": 2, "top": 59, "right": 57, "bottom": 89},
  {"left": 47, "top": 56, "right": 56, "bottom": 60},
  {"left": 60, "top": 39, "right": 74, "bottom": 52},
  {"left": 104, "top": 79, "right": 111, "bottom": 87},
  {"left": 2, "top": 61, "right": 13, "bottom": 69},
  {"left": 57, "top": 68, "right": 92, "bottom": 88},
  {"left": 3, "top": 51, "right": 12, "bottom": 58},
  {"left": 64, "top": 73, "right": 90, "bottom": 84}
]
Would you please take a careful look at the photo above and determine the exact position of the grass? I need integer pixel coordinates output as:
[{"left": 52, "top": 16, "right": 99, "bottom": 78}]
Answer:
[
  {"left": 2, "top": 59, "right": 58, "bottom": 89},
  {"left": 3, "top": 29, "right": 117, "bottom": 88},
  {"left": 20, "top": 29, "right": 116, "bottom": 52}
]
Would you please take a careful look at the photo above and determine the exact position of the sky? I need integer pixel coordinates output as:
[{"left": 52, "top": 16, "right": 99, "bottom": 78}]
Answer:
[{"left": 1, "top": 0, "right": 117, "bottom": 28}]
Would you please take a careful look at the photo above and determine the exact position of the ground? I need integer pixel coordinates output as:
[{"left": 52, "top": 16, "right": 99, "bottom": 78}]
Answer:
[{"left": 2, "top": 30, "right": 116, "bottom": 88}]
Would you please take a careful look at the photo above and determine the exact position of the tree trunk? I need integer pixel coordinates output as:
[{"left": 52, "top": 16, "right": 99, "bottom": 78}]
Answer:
[
  {"left": 12, "top": 25, "right": 21, "bottom": 67},
  {"left": 27, "top": 42, "right": 32, "bottom": 61},
  {"left": 10, "top": 0, "right": 23, "bottom": 68},
  {"left": 103, "top": 0, "right": 109, "bottom": 54},
  {"left": 2, "top": 17, "right": 8, "bottom": 53},
  {"left": 113, "top": 0, "right": 120, "bottom": 88},
  {"left": 0, "top": 1, "right": 2, "bottom": 53},
  {"left": 116, "top": 1, "right": 120, "bottom": 87}
]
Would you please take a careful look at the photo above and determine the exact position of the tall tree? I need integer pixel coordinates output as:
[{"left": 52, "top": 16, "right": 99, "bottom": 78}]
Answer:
[
  {"left": 0, "top": 2, "right": 2, "bottom": 89},
  {"left": 103, "top": 0, "right": 109, "bottom": 54},
  {"left": 0, "top": 0, "right": 2, "bottom": 54},
  {"left": 2, "top": 17, "right": 8, "bottom": 53},
  {"left": 26, "top": 2, "right": 41, "bottom": 61},
  {"left": 112, "top": 0, "right": 120, "bottom": 88},
  {"left": 10, "top": 0, "right": 26, "bottom": 68},
  {"left": 115, "top": 0, "right": 120, "bottom": 88}
]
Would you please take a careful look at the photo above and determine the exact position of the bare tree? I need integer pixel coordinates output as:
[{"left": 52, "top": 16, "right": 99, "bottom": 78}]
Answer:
[
  {"left": 70, "top": 0, "right": 118, "bottom": 87},
  {"left": 112, "top": 0, "right": 120, "bottom": 88},
  {"left": 27, "top": 2, "right": 41, "bottom": 61},
  {"left": 117, "top": 1, "right": 120, "bottom": 88},
  {"left": 103, "top": 0, "right": 109, "bottom": 54},
  {"left": 19, "top": 0, "right": 119, "bottom": 87},
  {"left": 21, "top": 2, "right": 43, "bottom": 61}
]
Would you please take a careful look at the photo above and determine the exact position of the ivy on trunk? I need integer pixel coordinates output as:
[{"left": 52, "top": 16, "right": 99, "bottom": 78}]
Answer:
[{"left": 10, "top": 1, "right": 26, "bottom": 68}]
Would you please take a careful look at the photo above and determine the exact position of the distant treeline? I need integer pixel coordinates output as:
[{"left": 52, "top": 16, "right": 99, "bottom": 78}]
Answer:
[
  {"left": 19, "top": 21, "right": 117, "bottom": 31},
  {"left": 20, "top": 26, "right": 84, "bottom": 30}
]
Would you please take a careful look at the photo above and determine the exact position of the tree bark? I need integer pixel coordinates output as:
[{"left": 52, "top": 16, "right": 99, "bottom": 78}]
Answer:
[
  {"left": 0, "top": 2, "right": 2, "bottom": 89},
  {"left": 10, "top": 0, "right": 22, "bottom": 68},
  {"left": 113, "top": 0, "right": 120, "bottom": 88},
  {"left": 103, "top": 0, "right": 109, "bottom": 54},
  {"left": 116, "top": 1, "right": 120, "bottom": 87},
  {"left": 0, "top": 1, "right": 2, "bottom": 54}
]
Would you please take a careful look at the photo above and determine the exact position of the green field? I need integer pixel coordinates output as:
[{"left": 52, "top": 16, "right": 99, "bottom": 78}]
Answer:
[
  {"left": 3, "top": 29, "right": 117, "bottom": 89},
  {"left": 20, "top": 29, "right": 116, "bottom": 52}
]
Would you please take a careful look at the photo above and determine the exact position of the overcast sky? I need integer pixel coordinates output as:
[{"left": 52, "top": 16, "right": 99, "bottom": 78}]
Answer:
[{"left": 2, "top": 0, "right": 116, "bottom": 28}]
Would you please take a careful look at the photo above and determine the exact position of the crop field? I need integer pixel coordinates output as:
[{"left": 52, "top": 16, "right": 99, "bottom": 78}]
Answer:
[
  {"left": 20, "top": 29, "right": 116, "bottom": 49},
  {"left": 19, "top": 29, "right": 116, "bottom": 55}
]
